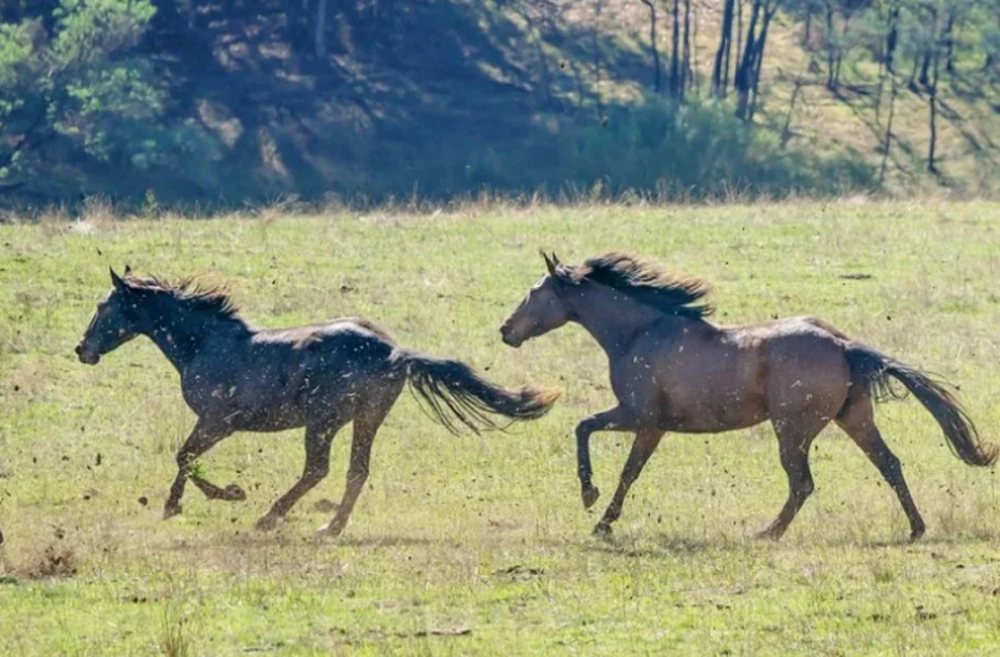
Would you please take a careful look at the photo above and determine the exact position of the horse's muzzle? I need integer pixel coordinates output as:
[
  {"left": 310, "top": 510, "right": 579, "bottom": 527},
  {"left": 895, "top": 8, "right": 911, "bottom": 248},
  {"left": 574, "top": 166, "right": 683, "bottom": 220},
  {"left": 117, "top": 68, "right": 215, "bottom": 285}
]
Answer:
[
  {"left": 499, "top": 326, "right": 523, "bottom": 348},
  {"left": 75, "top": 343, "right": 100, "bottom": 365}
]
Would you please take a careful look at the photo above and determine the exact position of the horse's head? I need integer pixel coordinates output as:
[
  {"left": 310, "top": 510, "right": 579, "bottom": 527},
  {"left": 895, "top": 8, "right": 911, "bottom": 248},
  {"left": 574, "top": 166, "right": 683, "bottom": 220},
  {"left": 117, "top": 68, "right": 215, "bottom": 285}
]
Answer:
[
  {"left": 500, "top": 251, "right": 574, "bottom": 348},
  {"left": 75, "top": 266, "right": 141, "bottom": 365}
]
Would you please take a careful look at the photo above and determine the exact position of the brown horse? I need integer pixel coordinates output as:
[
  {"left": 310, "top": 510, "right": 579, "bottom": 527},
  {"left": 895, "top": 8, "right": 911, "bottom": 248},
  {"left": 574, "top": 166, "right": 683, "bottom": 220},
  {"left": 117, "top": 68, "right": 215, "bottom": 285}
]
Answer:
[
  {"left": 500, "top": 252, "right": 997, "bottom": 540},
  {"left": 75, "top": 267, "right": 559, "bottom": 536}
]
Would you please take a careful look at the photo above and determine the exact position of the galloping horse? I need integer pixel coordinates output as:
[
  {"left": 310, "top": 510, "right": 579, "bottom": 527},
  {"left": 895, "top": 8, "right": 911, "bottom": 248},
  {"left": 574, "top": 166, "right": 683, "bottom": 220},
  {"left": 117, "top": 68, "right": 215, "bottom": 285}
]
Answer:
[
  {"left": 76, "top": 267, "right": 559, "bottom": 535},
  {"left": 500, "top": 252, "right": 996, "bottom": 540}
]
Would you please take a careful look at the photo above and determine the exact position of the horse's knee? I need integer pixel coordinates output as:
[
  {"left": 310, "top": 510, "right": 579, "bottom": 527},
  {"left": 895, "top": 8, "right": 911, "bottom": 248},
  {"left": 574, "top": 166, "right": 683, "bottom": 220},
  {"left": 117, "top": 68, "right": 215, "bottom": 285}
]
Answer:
[
  {"left": 346, "top": 464, "right": 369, "bottom": 487},
  {"left": 307, "top": 461, "right": 331, "bottom": 483},
  {"left": 794, "top": 477, "right": 815, "bottom": 499},
  {"left": 879, "top": 451, "right": 902, "bottom": 479}
]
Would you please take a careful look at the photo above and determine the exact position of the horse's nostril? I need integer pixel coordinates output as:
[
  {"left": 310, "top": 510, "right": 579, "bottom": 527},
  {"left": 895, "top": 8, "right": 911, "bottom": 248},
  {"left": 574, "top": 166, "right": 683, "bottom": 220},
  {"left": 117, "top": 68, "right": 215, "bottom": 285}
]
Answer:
[{"left": 74, "top": 343, "right": 82, "bottom": 355}]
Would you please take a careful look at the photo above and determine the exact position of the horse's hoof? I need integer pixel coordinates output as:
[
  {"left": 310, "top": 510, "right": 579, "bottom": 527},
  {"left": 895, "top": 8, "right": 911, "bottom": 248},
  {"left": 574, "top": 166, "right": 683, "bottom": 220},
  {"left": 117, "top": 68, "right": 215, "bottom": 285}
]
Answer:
[
  {"left": 163, "top": 504, "right": 182, "bottom": 520},
  {"left": 255, "top": 515, "right": 279, "bottom": 532},
  {"left": 592, "top": 522, "right": 613, "bottom": 538},
  {"left": 222, "top": 484, "right": 247, "bottom": 502},
  {"left": 582, "top": 485, "right": 600, "bottom": 509},
  {"left": 909, "top": 526, "right": 926, "bottom": 542},
  {"left": 319, "top": 519, "right": 346, "bottom": 538},
  {"left": 316, "top": 522, "right": 343, "bottom": 538},
  {"left": 755, "top": 527, "right": 782, "bottom": 541}
]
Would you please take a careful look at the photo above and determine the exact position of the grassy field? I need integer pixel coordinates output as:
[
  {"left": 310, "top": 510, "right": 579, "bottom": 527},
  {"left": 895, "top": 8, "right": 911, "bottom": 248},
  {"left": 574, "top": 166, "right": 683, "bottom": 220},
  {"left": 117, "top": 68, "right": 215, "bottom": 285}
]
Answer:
[{"left": 1, "top": 200, "right": 1000, "bottom": 655}]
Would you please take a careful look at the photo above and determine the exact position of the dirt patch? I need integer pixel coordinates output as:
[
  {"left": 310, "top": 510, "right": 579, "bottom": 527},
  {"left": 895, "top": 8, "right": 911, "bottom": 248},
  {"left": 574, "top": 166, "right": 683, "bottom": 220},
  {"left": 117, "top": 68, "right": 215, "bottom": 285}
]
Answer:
[{"left": 18, "top": 545, "right": 78, "bottom": 580}]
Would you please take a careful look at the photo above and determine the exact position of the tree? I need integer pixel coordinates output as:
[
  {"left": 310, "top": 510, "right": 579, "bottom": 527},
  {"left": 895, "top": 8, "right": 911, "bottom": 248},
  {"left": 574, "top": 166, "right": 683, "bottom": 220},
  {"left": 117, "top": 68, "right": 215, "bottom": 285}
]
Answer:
[
  {"left": 0, "top": 0, "right": 161, "bottom": 184},
  {"left": 314, "top": 0, "right": 328, "bottom": 58},
  {"left": 712, "top": 0, "right": 737, "bottom": 96},
  {"left": 669, "top": 0, "right": 681, "bottom": 97},
  {"left": 734, "top": 0, "right": 778, "bottom": 120},
  {"left": 640, "top": 0, "right": 661, "bottom": 93}
]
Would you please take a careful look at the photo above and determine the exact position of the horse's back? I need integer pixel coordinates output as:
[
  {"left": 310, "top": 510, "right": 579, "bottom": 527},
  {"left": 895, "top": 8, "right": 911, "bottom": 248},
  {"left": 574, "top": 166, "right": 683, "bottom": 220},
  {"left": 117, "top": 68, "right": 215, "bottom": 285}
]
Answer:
[{"left": 192, "top": 318, "right": 401, "bottom": 428}]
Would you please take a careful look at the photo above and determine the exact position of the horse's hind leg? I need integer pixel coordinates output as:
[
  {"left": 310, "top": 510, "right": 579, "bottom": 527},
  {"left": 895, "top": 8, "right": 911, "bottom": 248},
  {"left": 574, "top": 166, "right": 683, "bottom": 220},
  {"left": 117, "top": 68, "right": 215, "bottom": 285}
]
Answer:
[
  {"left": 255, "top": 415, "right": 348, "bottom": 531},
  {"left": 163, "top": 420, "right": 233, "bottom": 519},
  {"left": 593, "top": 428, "right": 665, "bottom": 537},
  {"left": 758, "top": 416, "right": 826, "bottom": 540},
  {"left": 835, "top": 392, "right": 926, "bottom": 540},
  {"left": 320, "top": 381, "right": 403, "bottom": 537}
]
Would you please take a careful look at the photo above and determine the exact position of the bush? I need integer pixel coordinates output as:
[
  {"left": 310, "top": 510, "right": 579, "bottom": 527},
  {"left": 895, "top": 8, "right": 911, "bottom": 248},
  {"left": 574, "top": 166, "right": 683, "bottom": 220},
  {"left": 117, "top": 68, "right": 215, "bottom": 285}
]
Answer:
[
  {"left": 0, "top": 0, "right": 227, "bottom": 200},
  {"left": 552, "top": 96, "right": 874, "bottom": 198}
]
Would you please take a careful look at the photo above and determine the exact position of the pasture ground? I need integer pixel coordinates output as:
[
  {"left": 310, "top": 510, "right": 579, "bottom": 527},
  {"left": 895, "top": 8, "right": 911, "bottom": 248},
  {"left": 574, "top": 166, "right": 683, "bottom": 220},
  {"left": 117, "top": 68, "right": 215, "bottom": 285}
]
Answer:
[{"left": 1, "top": 200, "right": 999, "bottom": 655}]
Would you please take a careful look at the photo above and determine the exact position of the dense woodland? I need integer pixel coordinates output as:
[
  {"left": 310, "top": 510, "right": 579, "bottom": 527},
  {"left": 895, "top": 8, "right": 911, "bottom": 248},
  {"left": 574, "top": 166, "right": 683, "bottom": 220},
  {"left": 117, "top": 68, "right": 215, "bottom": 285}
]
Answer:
[{"left": 0, "top": 0, "right": 998, "bottom": 208}]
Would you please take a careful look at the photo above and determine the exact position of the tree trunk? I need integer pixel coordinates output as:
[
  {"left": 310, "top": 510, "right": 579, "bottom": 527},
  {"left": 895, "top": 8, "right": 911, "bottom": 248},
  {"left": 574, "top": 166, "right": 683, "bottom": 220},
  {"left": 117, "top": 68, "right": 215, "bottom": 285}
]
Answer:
[
  {"left": 781, "top": 78, "right": 803, "bottom": 147},
  {"left": 593, "top": 0, "right": 605, "bottom": 120},
  {"left": 885, "top": 0, "right": 899, "bottom": 73},
  {"left": 314, "top": 0, "right": 328, "bottom": 58},
  {"left": 878, "top": 76, "right": 897, "bottom": 186},
  {"left": 918, "top": 5, "right": 937, "bottom": 88},
  {"left": 691, "top": 0, "right": 700, "bottom": 94},
  {"left": 736, "top": 0, "right": 744, "bottom": 75},
  {"left": 919, "top": 50, "right": 931, "bottom": 87},
  {"left": 682, "top": 0, "right": 692, "bottom": 94},
  {"left": 748, "top": 4, "right": 776, "bottom": 120},
  {"left": 713, "top": 0, "right": 735, "bottom": 96},
  {"left": 735, "top": 0, "right": 762, "bottom": 119},
  {"left": 641, "top": 0, "right": 662, "bottom": 93},
  {"left": 928, "top": 41, "right": 941, "bottom": 173},
  {"left": 908, "top": 54, "right": 920, "bottom": 90},
  {"left": 825, "top": 1, "right": 836, "bottom": 89},
  {"left": 670, "top": 0, "right": 681, "bottom": 98},
  {"left": 943, "top": 8, "right": 956, "bottom": 75}
]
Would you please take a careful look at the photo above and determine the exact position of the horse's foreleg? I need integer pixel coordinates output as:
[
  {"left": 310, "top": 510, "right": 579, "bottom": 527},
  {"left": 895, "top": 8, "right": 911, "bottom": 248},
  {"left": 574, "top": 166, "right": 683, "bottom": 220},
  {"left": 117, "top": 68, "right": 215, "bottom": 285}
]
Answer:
[
  {"left": 163, "top": 420, "right": 233, "bottom": 519},
  {"left": 255, "top": 419, "right": 345, "bottom": 531},
  {"left": 593, "top": 428, "right": 665, "bottom": 537},
  {"left": 190, "top": 476, "right": 247, "bottom": 502},
  {"left": 575, "top": 406, "right": 635, "bottom": 509}
]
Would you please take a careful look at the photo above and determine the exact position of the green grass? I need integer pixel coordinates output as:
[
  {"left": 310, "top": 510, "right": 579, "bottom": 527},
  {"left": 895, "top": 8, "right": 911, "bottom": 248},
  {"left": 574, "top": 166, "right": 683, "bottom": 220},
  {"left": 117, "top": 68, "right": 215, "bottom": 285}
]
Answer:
[{"left": 1, "top": 200, "right": 1000, "bottom": 655}]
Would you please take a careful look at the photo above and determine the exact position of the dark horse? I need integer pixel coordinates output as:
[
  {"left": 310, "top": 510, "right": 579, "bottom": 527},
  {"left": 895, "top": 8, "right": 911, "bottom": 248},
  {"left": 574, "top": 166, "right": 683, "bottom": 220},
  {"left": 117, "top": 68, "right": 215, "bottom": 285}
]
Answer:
[
  {"left": 76, "top": 267, "right": 559, "bottom": 535},
  {"left": 500, "top": 252, "right": 997, "bottom": 540}
]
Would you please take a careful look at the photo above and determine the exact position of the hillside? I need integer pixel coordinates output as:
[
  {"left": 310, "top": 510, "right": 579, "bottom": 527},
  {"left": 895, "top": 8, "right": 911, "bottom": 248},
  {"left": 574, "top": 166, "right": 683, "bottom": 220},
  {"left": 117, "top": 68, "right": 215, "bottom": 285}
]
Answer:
[{"left": 1, "top": 0, "right": 998, "bottom": 207}]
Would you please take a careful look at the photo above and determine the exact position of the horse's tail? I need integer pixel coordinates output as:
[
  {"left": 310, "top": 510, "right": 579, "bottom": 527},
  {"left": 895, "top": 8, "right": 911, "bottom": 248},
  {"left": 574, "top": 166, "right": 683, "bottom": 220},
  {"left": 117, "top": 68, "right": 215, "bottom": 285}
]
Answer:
[
  {"left": 845, "top": 345, "right": 998, "bottom": 467},
  {"left": 390, "top": 349, "right": 560, "bottom": 435}
]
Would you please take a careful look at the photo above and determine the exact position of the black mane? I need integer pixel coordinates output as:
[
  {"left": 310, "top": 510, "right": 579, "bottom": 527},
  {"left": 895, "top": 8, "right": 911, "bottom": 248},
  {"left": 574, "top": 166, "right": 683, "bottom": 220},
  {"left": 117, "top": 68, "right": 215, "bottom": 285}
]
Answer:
[
  {"left": 569, "top": 252, "right": 714, "bottom": 319},
  {"left": 124, "top": 274, "right": 245, "bottom": 325}
]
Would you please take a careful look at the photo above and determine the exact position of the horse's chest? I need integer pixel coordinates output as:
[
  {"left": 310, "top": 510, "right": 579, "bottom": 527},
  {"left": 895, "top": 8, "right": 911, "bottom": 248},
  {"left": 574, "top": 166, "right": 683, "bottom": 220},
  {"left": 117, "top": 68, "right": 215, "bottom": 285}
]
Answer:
[{"left": 608, "top": 356, "right": 660, "bottom": 407}]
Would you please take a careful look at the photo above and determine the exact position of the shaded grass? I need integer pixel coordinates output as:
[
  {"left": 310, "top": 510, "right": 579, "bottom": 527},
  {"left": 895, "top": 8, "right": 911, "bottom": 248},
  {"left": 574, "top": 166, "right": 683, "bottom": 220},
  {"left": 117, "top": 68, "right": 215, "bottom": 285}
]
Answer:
[{"left": 1, "top": 199, "right": 1000, "bottom": 654}]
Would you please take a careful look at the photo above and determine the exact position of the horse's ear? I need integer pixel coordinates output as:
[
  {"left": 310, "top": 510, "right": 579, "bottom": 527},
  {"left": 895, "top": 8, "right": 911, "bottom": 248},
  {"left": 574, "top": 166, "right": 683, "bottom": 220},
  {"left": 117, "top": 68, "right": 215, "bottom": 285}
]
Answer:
[
  {"left": 550, "top": 252, "right": 561, "bottom": 267},
  {"left": 541, "top": 250, "right": 557, "bottom": 275},
  {"left": 123, "top": 264, "right": 133, "bottom": 276},
  {"left": 110, "top": 267, "right": 128, "bottom": 293}
]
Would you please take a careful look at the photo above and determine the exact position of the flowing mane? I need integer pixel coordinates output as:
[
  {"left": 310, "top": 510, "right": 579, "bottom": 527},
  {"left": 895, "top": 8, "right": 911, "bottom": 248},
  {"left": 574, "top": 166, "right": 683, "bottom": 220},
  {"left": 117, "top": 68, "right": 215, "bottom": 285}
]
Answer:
[
  {"left": 571, "top": 252, "right": 715, "bottom": 319},
  {"left": 124, "top": 273, "right": 244, "bottom": 324}
]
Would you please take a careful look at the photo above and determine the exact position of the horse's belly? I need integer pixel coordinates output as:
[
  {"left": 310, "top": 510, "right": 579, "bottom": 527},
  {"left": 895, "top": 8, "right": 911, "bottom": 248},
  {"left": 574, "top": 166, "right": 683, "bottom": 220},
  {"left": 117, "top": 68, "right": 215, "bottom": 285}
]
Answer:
[
  {"left": 658, "top": 391, "right": 768, "bottom": 433},
  {"left": 229, "top": 403, "right": 305, "bottom": 432}
]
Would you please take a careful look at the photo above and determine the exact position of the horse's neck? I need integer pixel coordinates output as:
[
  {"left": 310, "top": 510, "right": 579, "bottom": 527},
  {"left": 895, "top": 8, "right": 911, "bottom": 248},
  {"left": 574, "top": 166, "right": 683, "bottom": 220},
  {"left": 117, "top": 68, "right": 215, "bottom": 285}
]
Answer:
[
  {"left": 140, "top": 301, "right": 245, "bottom": 374},
  {"left": 570, "top": 286, "right": 672, "bottom": 358}
]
